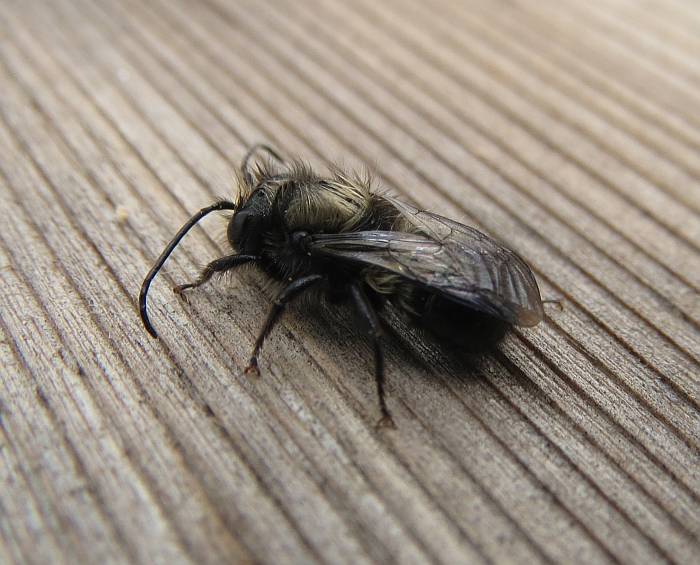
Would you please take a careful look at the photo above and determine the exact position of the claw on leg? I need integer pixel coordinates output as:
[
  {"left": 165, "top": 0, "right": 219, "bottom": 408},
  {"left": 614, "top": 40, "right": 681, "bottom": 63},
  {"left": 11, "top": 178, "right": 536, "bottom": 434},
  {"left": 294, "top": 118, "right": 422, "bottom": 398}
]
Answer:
[
  {"left": 244, "top": 358, "right": 260, "bottom": 378},
  {"left": 173, "top": 284, "right": 191, "bottom": 303},
  {"left": 375, "top": 413, "right": 397, "bottom": 431}
]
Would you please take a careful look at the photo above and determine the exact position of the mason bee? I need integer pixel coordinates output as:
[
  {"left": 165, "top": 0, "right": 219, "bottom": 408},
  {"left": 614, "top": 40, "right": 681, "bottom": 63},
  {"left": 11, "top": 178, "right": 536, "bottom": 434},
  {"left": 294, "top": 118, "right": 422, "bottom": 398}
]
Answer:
[{"left": 139, "top": 144, "right": 544, "bottom": 428}]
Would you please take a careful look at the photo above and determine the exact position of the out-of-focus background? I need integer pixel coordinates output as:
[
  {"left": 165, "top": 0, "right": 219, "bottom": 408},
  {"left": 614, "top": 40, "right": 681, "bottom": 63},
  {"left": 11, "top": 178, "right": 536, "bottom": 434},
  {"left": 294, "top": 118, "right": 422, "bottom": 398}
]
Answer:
[{"left": 0, "top": 1, "right": 698, "bottom": 563}]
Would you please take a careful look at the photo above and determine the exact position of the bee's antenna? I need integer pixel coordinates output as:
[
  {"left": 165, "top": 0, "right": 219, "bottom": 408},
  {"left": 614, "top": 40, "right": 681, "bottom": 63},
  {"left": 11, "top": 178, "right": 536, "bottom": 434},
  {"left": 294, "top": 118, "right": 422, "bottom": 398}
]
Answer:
[
  {"left": 241, "top": 144, "right": 286, "bottom": 186},
  {"left": 139, "top": 201, "right": 237, "bottom": 339}
]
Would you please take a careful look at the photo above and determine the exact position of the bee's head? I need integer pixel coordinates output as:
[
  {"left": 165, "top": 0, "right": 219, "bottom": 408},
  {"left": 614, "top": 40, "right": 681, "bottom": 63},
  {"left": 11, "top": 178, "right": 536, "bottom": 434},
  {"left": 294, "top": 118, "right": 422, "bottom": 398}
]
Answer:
[
  {"left": 227, "top": 187, "right": 273, "bottom": 254},
  {"left": 229, "top": 144, "right": 290, "bottom": 255}
]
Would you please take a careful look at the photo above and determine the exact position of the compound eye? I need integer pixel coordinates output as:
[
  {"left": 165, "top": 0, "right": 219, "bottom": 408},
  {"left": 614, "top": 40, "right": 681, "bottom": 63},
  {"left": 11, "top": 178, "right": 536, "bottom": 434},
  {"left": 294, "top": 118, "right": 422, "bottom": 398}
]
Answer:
[{"left": 228, "top": 211, "right": 250, "bottom": 246}]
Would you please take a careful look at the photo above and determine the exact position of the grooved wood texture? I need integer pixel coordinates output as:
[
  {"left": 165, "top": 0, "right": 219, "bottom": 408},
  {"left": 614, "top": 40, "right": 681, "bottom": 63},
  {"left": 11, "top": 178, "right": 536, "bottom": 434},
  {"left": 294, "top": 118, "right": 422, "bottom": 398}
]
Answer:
[{"left": 0, "top": 1, "right": 698, "bottom": 563}]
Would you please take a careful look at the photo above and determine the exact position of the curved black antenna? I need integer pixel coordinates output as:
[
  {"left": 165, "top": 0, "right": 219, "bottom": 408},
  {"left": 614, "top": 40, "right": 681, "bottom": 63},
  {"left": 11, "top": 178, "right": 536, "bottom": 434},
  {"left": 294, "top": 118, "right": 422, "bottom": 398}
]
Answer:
[
  {"left": 139, "top": 200, "right": 237, "bottom": 339},
  {"left": 241, "top": 143, "right": 286, "bottom": 186}
]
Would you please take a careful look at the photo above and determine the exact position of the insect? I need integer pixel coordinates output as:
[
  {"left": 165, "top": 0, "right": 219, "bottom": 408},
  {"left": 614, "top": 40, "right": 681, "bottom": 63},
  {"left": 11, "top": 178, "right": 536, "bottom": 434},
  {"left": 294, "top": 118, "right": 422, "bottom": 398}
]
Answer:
[{"left": 139, "top": 144, "right": 545, "bottom": 429}]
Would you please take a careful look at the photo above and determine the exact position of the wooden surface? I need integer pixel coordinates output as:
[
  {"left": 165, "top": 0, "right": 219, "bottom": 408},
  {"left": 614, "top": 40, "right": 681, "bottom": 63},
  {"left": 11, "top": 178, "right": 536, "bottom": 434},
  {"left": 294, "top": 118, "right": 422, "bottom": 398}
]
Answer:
[{"left": 0, "top": 0, "right": 698, "bottom": 563}]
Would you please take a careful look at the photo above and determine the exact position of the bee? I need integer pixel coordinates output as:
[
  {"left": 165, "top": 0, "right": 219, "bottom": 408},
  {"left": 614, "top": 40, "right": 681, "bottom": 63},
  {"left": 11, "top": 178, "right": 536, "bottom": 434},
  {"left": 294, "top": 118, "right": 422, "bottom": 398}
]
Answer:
[{"left": 139, "top": 144, "right": 545, "bottom": 429}]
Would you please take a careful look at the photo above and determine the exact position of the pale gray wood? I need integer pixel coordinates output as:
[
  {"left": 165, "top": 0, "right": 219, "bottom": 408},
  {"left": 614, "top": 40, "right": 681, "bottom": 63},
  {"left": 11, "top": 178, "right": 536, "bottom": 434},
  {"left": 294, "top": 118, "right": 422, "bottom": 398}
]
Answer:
[{"left": 0, "top": 1, "right": 698, "bottom": 564}]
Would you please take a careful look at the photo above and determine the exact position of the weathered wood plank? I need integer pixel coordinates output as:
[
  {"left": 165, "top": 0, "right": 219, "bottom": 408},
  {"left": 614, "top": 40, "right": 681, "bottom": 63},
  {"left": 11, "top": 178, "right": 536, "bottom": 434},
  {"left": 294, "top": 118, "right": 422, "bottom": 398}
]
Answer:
[{"left": 0, "top": 0, "right": 698, "bottom": 564}]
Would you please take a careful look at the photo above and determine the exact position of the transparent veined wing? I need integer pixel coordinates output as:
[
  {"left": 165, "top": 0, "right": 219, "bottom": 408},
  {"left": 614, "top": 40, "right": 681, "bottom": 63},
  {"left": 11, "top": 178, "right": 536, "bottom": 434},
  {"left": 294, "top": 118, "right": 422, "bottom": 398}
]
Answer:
[{"left": 309, "top": 197, "right": 544, "bottom": 326}]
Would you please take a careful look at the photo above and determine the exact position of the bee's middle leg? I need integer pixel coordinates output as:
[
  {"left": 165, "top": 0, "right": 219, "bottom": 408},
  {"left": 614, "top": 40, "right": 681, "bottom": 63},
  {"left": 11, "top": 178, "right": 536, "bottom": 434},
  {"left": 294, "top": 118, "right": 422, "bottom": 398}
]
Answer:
[{"left": 245, "top": 274, "right": 324, "bottom": 376}]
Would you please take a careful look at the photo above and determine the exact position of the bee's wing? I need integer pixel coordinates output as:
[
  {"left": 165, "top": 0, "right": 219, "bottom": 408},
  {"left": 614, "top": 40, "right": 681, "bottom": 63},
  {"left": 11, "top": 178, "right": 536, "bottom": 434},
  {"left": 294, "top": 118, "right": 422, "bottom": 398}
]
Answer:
[{"left": 309, "top": 198, "right": 544, "bottom": 326}]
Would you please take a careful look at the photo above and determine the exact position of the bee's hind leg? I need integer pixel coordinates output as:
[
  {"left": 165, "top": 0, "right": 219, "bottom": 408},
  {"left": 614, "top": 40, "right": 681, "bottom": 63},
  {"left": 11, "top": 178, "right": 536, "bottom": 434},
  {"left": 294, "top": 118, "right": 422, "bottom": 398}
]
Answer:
[
  {"left": 245, "top": 274, "right": 324, "bottom": 377},
  {"left": 350, "top": 283, "right": 396, "bottom": 430},
  {"left": 173, "top": 254, "right": 259, "bottom": 301}
]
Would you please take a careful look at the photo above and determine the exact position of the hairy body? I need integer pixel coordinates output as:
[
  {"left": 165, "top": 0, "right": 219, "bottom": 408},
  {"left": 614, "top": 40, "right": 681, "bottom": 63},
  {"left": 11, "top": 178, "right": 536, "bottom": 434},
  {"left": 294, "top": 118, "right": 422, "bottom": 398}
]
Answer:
[{"left": 140, "top": 145, "right": 544, "bottom": 428}]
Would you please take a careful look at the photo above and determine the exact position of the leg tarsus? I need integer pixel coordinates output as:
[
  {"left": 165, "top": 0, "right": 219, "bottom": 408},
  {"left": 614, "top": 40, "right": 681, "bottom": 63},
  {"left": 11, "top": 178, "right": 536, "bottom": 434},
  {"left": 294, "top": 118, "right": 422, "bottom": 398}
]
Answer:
[{"left": 173, "top": 285, "right": 190, "bottom": 304}]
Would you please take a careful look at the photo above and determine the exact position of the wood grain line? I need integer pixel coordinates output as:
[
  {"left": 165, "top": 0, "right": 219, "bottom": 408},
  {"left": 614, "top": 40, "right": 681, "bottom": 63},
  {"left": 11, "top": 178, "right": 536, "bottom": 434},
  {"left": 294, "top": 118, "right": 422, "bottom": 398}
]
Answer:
[
  {"left": 603, "top": 0, "right": 700, "bottom": 56},
  {"left": 420, "top": 0, "right": 700, "bottom": 211},
  {"left": 0, "top": 319, "right": 123, "bottom": 565},
  {"left": 507, "top": 0, "right": 700, "bottom": 129},
  {"left": 560, "top": 0, "right": 700, "bottom": 87}
]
